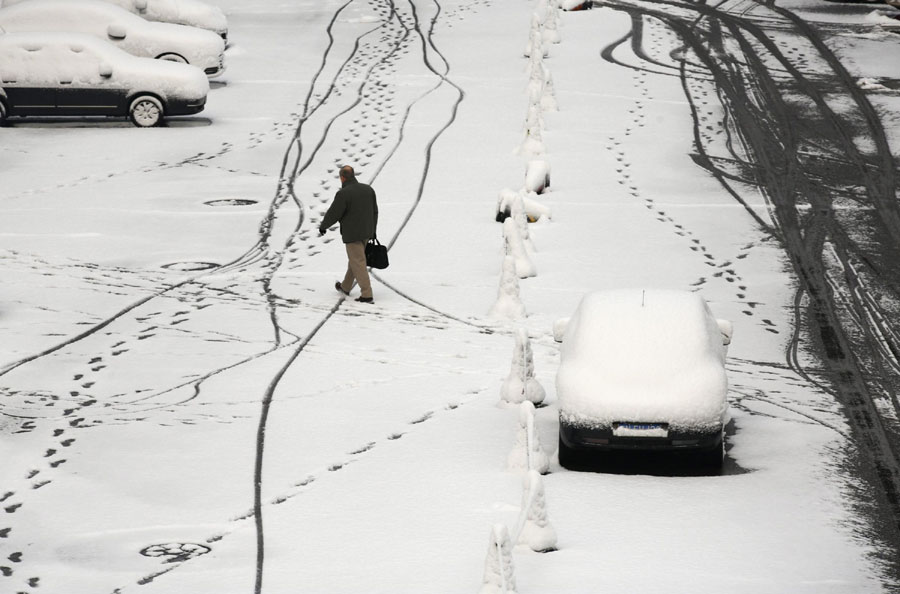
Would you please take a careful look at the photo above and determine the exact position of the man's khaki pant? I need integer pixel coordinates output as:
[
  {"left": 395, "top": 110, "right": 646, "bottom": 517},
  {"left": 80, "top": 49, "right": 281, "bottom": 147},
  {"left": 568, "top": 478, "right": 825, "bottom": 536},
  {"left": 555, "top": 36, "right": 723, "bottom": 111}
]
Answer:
[{"left": 341, "top": 241, "right": 373, "bottom": 299}]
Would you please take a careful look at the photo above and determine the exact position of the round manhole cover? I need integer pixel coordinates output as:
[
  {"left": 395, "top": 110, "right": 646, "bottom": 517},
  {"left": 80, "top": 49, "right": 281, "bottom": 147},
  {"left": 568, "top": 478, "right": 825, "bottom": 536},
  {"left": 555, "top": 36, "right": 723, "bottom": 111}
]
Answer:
[
  {"left": 161, "top": 262, "right": 219, "bottom": 272},
  {"left": 140, "top": 543, "right": 211, "bottom": 564},
  {"left": 204, "top": 198, "right": 258, "bottom": 207}
]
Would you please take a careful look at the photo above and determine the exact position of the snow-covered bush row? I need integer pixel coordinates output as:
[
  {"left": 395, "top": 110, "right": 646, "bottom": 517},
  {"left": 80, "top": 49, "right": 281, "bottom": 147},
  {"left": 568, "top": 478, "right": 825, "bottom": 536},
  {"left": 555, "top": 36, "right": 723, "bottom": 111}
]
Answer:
[{"left": 481, "top": 6, "right": 561, "bottom": 589}]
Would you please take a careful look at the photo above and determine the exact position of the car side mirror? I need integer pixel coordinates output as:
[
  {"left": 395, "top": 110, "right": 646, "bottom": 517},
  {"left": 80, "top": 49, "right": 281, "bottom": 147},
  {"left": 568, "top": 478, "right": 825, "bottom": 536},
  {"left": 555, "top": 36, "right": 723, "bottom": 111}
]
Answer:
[
  {"left": 99, "top": 62, "right": 113, "bottom": 78},
  {"left": 107, "top": 24, "right": 127, "bottom": 40},
  {"left": 134, "top": 0, "right": 148, "bottom": 11},
  {"left": 717, "top": 319, "right": 733, "bottom": 347},
  {"left": 553, "top": 317, "right": 570, "bottom": 343}
]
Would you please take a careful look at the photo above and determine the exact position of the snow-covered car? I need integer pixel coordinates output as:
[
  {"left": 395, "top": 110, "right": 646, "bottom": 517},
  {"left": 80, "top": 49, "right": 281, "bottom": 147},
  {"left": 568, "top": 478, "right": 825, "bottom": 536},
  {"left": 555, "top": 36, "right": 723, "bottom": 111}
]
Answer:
[
  {"left": 555, "top": 289, "right": 733, "bottom": 469},
  {"left": 0, "top": 0, "right": 225, "bottom": 77},
  {"left": 2, "top": 0, "right": 228, "bottom": 41},
  {"left": 0, "top": 32, "right": 209, "bottom": 126}
]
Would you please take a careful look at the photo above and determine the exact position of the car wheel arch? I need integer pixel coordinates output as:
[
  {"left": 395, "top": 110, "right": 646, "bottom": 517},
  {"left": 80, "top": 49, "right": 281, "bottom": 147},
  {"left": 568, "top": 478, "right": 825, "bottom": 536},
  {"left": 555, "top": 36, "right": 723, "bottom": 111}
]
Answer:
[
  {"left": 127, "top": 91, "right": 166, "bottom": 111},
  {"left": 155, "top": 52, "right": 189, "bottom": 64}
]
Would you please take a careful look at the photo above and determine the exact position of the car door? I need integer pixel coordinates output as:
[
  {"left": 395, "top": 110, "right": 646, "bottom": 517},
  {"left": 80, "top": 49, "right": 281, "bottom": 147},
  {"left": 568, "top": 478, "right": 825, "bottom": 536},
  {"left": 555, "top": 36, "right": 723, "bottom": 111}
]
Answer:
[
  {"left": 55, "top": 45, "right": 126, "bottom": 116},
  {"left": 0, "top": 45, "right": 56, "bottom": 116}
]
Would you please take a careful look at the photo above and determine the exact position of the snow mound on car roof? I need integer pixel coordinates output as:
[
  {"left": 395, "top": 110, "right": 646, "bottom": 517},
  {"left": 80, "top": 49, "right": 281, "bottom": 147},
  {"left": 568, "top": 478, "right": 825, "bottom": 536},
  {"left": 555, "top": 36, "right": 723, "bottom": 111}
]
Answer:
[{"left": 556, "top": 289, "right": 728, "bottom": 430}]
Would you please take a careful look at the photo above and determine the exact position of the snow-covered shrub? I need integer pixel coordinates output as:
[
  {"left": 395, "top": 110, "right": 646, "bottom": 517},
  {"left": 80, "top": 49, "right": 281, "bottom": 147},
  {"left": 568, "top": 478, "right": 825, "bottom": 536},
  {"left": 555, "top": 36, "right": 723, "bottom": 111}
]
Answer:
[
  {"left": 542, "top": 0, "right": 561, "bottom": 43},
  {"left": 522, "top": 191, "right": 552, "bottom": 221},
  {"left": 507, "top": 401, "right": 550, "bottom": 474},
  {"left": 489, "top": 256, "right": 526, "bottom": 319},
  {"left": 525, "top": 102, "right": 544, "bottom": 135},
  {"left": 479, "top": 524, "right": 517, "bottom": 594},
  {"left": 523, "top": 28, "right": 547, "bottom": 58},
  {"left": 526, "top": 47, "right": 544, "bottom": 80},
  {"left": 501, "top": 330, "right": 546, "bottom": 406},
  {"left": 534, "top": 0, "right": 550, "bottom": 24},
  {"left": 525, "top": 46, "right": 544, "bottom": 84},
  {"left": 497, "top": 188, "right": 550, "bottom": 223},
  {"left": 516, "top": 470, "right": 557, "bottom": 552},
  {"left": 503, "top": 218, "right": 536, "bottom": 279},
  {"left": 509, "top": 194, "right": 533, "bottom": 252},
  {"left": 552, "top": 317, "right": 570, "bottom": 342},
  {"left": 517, "top": 123, "right": 545, "bottom": 158},
  {"left": 524, "top": 160, "right": 550, "bottom": 194},
  {"left": 540, "top": 67, "right": 558, "bottom": 112},
  {"left": 527, "top": 74, "right": 544, "bottom": 109},
  {"left": 495, "top": 188, "right": 518, "bottom": 222},
  {"left": 526, "top": 77, "right": 545, "bottom": 111}
]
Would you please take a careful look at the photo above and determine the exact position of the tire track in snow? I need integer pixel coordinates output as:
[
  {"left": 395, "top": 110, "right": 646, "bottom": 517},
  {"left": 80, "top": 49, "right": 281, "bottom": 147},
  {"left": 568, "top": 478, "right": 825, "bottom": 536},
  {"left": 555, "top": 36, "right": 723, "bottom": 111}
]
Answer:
[{"left": 250, "top": 0, "right": 467, "bottom": 590}]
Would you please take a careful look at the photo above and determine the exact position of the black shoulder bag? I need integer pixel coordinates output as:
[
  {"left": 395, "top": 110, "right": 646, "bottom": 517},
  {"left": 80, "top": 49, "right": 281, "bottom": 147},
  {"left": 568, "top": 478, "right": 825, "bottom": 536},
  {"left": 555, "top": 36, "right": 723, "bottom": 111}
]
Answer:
[{"left": 365, "top": 238, "right": 389, "bottom": 269}]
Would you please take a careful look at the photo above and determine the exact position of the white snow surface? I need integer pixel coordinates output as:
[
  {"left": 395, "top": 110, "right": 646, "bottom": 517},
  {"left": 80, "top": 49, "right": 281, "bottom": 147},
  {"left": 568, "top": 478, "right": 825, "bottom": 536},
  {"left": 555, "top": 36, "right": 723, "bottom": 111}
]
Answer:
[
  {"left": 557, "top": 289, "right": 728, "bottom": 429},
  {"left": 0, "top": 0, "right": 897, "bottom": 592}
]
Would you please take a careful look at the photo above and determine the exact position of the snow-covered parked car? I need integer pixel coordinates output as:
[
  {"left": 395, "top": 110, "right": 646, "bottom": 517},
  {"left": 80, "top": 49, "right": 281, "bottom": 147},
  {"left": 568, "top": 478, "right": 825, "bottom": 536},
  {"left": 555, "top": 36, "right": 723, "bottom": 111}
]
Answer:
[
  {"left": 0, "top": 32, "right": 209, "bottom": 127},
  {"left": 2, "top": 0, "right": 228, "bottom": 41},
  {"left": 555, "top": 289, "right": 733, "bottom": 469},
  {"left": 0, "top": 0, "right": 225, "bottom": 77}
]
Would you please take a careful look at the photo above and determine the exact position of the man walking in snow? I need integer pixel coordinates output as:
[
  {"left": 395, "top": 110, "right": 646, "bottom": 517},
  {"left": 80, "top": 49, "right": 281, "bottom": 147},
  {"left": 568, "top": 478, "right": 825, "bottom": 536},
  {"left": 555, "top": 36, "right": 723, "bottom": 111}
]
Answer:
[{"left": 318, "top": 165, "right": 379, "bottom": 303}]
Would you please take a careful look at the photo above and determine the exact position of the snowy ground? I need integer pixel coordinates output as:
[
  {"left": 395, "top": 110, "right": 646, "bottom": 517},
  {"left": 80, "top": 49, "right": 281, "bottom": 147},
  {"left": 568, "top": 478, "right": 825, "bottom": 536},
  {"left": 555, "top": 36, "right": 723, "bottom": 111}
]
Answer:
[{"left": 2, "top": 0, "right": 899, "bottom": 592}]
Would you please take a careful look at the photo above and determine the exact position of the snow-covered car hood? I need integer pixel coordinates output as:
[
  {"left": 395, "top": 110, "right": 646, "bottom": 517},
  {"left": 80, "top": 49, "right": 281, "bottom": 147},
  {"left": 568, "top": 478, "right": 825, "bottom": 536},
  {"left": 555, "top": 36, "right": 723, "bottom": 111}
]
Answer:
[{"left": 556, "top": 289, "right": 729, "bottom": 431}]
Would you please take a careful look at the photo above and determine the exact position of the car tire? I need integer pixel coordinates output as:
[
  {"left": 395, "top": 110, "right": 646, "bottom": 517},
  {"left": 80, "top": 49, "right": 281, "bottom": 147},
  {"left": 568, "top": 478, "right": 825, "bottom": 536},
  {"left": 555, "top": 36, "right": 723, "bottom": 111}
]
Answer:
[
  {"left": 130, "top": 96, "right": 164, "bottom": 128},
  {"left": 0, "top": 100, "right": 7, "bottom": 127},
  {"left": 157, "top": 53, "right": 188, "bottom": 64}
]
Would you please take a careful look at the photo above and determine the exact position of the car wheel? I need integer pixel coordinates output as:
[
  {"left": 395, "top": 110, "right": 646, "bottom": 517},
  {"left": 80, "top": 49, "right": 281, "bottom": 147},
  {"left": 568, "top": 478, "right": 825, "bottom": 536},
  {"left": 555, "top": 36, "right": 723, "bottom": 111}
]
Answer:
[
  {"left": 130, "top": 96, "right": 163, "bottom": 128},
  {"left": 157, "top": 53, "right": 188, "bottom": 64},
  {"left": 0, "top": 100, "right": 7, "bottom": 127}
]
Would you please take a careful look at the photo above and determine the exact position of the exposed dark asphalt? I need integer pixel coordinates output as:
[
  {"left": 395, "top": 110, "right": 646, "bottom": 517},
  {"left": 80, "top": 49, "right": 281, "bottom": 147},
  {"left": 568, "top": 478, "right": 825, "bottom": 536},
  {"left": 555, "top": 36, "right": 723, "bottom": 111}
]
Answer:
[{"left": 598, "top": 0, "right": 900, "bottom": 586}]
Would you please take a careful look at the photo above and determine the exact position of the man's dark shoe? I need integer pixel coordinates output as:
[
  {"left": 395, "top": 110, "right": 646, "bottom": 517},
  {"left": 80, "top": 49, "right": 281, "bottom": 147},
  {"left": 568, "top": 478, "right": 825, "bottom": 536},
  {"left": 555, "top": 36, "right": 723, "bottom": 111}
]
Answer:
[
  {"left": 355, "top": 297, "right": 374, "bottom": 304},
  {"left": 335, "top": 282, "right": 350, "bottom": 296}
]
